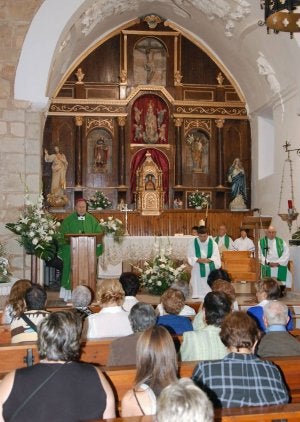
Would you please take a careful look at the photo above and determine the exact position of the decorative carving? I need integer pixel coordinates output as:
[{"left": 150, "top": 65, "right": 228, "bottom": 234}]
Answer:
[
  {"left": 217, "top": 72, "right": 225, "bottom": 86},
  {"left": 184, "top": 119, "right": 211, "bottom": 136},
  {"left": 175, "top": 105, "right": 247, "bottom": 117},
  {"left": 174, "top": 70, "right": 183, "bottom": 86},
  {"left": 117, "top": 116, "right": 126, "bottom": 126},
  {"left": 174, "top": 118, "right": 183, "bottom": 127},
  {"left": 144, "top": 14, "right": 162, "bottom": 29},
  {"left": 75, "top": 68, "right": 85, "bottom": 84},
  {"left": 215, "top": 118, "right": 225, "bottom": 129},
  {"left": 49, "top": 103, "right": 126, "bottom": 114},
  {"left": 75, "top": 116, "right": 83, "bottom": 126},
  {"left": 86, "top": 118, "right": 114, "bottom": 134},
  {"left": 256, "top": 52, "right": 281, "bottom": 95},
  {"left": 120, "top": 69, "right": 127, "bottom": 84}
]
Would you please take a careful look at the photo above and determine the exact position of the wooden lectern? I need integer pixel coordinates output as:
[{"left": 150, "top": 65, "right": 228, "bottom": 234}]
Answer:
[
  {"left": 242, "top": 216, "right": 272, "bottom": 281},
  {"left": 65, "top": 233, "right": 103, "bottom": 292}
]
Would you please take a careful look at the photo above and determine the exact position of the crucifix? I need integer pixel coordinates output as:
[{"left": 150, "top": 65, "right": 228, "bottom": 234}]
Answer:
[{"left": 121, "top": 204, "right": 132, "bottom": 236}]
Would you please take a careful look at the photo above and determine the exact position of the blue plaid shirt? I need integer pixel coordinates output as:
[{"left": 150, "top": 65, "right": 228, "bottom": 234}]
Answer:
[{"left": 192, "top": 352, "right": 289, "bottom": 408}]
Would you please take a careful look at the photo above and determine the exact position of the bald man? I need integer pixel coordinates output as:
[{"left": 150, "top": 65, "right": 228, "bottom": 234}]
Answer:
[
  {"left": 259, "top": 226, "right": 291, "bottom": 288},
  {"left": 214, "top": 224, "right": 234, "bottom": 254}
]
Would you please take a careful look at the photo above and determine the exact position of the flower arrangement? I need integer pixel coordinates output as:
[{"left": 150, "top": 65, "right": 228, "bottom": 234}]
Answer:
[
  {"left": 0, "top": 242, "right": 11, "bottom": 282},
  {"left": 5, "top": 194, "right": 63, "bottom": 261},
  {"left": 99, "top": 216, "right": 124, "bottom": 242},
  {"left": 88, "top": 191, "right": 112, "bottom": 210},
  {"left": 188, "top": 190, "right": 210, "bottom": 209},
  {"left": 136, "top": 249, "right": 187, "bottom": 296}
]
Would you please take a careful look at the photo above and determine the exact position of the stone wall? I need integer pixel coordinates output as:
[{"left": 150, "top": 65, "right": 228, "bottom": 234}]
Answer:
[{"left": 0, "top": 0, "right": 43, "bottom": 279}]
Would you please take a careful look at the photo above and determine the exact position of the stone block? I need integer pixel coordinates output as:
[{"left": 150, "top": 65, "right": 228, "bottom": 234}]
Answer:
[
  {"left": 10, "top": 122, "right": 25, "bottom": 137},
  {"left": 0, "top": 138, "right": 24, "bottom": 153},
  {"left": 1, "top": 174, "right": 26, "bottom": 191},
  {"left": 25, "top": 139, "right": 40, "bottom": 154},
  {"left": 0, "top": 78, "right": 10, "bottom": 98},
  {"left": 4, "top": 109, "right": 25, "bottom": 121},
  {"left": 25, "top": 154, "right": 41, "bottom": 173},
  {"left": 0, "top": 121, "right": 7, "bottom": 135},
  {"left": 27, "top": 122, "right": 41, "bottom": 139},
  {"left": 26, "top": 174, "right": 41, "bottom": 192},
  {"left": 5, "top": 193, "right": 25, "bottom": 208},
  {"left": 4, "top": 153, "right": 24, "bottom": 170}
]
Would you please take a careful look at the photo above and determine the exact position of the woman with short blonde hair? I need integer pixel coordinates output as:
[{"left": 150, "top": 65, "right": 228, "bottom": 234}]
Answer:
[{"left": 83, "top": 279, "right": 132, "bottom": 339}]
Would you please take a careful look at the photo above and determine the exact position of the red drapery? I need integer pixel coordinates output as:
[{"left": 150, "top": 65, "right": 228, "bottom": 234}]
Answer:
[{"left": 130, "top": 148, "right": 169, "bottom": 203}]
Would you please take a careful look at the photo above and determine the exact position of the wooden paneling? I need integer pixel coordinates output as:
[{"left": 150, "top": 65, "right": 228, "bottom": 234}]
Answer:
[{"left": 54, "top": 210, "right": 253, "bottom": 240}]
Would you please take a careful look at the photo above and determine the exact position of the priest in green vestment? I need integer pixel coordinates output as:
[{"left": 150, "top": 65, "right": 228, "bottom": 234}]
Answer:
[
  {"left": 214, "top": 224, "right": 234, "bottom": 254},
  {"left": 58, "top": 198, "right": 103, "bottom": 301}
]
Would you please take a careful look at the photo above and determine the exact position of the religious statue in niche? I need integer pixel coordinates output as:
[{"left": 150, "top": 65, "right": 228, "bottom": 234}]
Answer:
[
  {"left": 94, "top": 138, "right": 108, "bottom": 172},
  {"left": 44, "top": 146, "right": 69, "bottom": 208},
  {"left": 132, "top": 95, "right": 168, "bottom": 144},
  {"left": 227, "top": 158, "right": 247, "bottom": 210},
  {"left": 145, "top": 174, "right": 156, "bottom": 190},
  {"left": 87, "top": 128, "right": 112, "bottom": 175},
  {"left": 133, "top": 37, "right": 167, "bottom": 85},
  {"left": 186, "top": 129, "right": 209, "bottom": 173}
]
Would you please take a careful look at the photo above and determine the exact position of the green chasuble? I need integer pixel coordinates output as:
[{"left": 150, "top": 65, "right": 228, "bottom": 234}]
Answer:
[
  {"left": 215, "top": 235, "right": 230, "bottom": 249},
  {"left": 194, "top": 238, "right": 215, "bottom": 277},
  {"left": 58, "top": 212, "right": 103, "bottom": 291},
  {"left": 260, "top": 236, "right": 287, "bottom": 282}
]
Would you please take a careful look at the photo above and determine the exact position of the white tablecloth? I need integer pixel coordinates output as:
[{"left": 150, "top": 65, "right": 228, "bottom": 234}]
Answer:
[{"left": 98, "top": 235, "right": 194, "bottom": 272}]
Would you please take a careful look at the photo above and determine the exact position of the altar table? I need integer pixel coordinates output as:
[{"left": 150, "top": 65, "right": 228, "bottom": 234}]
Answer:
[{"left": 98, "top": 235, "right": 194, "bottom": 275}]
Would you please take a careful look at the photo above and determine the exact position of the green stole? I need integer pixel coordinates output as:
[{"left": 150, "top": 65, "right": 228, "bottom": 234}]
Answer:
[
  {"left": 194, "top": 238, "right": 215, "bottom": 277},
  {"left": 260, "top": 236, "right": 287, "bottom": 281},
  {"left": 215, "top": 235, "right": 230, "bottom": 249}
]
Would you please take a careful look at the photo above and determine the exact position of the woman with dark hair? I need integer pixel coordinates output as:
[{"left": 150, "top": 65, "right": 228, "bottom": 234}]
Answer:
[
  {"left": 247, "top": 277, "right": 293, "bottom": 331},
  {"left": 0, "top": 311, "right": 115, "bottom": 421},
  {"left": 121, "top": 325, "right": 178, "bottom": 416},
  {"left": 192, "top": 311, "right": 288, "bottom": 408}
]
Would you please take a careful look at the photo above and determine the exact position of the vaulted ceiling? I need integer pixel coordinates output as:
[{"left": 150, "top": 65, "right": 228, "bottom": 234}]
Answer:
[{"left": 15, "top": 0, "right": 300, "bottom": 115}]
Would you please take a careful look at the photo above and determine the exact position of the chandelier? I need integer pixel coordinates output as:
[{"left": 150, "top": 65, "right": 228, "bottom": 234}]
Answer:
[{"left": 260, "top": 0, "right": 300, "bottom": 38}]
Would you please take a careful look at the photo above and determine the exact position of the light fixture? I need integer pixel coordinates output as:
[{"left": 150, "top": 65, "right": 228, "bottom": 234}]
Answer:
[{"left": 259, "top": 0, "right": 300, "bottom": 38}]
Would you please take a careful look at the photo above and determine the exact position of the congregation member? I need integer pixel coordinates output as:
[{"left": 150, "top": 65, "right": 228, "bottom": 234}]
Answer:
[
  {"left": 193, "top": 280, "right": 237, "bottom": 331},
  {"left": 214, "top": 224, "right": 234, "bottom": 254},
  {"left": 121, "top": 325, "right": 178, "bottom": 417},
  {"left": 192, "top": 311, "right": 289, "bottom": 408},
  {"left": 71, "top": 285, "right": 93, "bottom": 320},
  {"left": 257, "top": 301, "right": 300, "bottom": 357},
  {"left": 180, "top": 291, "right": 231, "bottom": 361},
  {"left": 0, "top": 311, "right": 115, "bottom": 421},
  {"left": 259, "top": 225, "right": 291, "bottom": 290},
  {"left": 156, "top": 378, "right": 214, "bottom": 422},
  {"left": 2, "top": 279, "right": 32, "bottom": 324},
  {"left": 206, "top": 268, "right": 231, "bottom": 288},
  {"left": 233, "top": 228, "right": 255, "bottom": 252},
  {"left": 187, "top": 226, "right": 221, "bottom": 299},
  {"left": 156, "top": 279, "right": 196, "bottom": 317},
  {"left": 191, "top": 226, "right": 199, "bottom": 236},
  {"left": 119, "top": 271, "right": 140, "bottom": 312},
  {"left": 108, "top": 302, "right": 157, "bottom": 366},
  {"left": 247, "top": 277, "right": 293, "bottom": 332},
  {"left": 157, "top": 288, "right": 193, "bottom": 335},
  {"left": 83, "top": 279, "right": 132, "bottom": 339},
  {"left": 58, "top": 198, "right": 103, "bottom": 302},
  {"left": 10, "top": 285, "right": 49, "bottom": 344}
]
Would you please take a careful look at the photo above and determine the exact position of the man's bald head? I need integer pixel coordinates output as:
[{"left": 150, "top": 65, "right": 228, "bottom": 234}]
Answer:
[{"left": 266, "top": 226, "right": 277, "bottom": 240}]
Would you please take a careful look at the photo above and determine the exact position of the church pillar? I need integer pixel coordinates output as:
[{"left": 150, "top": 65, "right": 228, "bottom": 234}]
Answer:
[
  {"left": 215, "top": 119, "right": 225, "bottom": 187},
  {"left": 74, "top": 116, "right": 83, "bottom": 190},
  {"left": 174, "top": 118, "right": 183, "bottom": 186},
  {"left": 118, "top": 116, "right": 126, "bottom": 187}
]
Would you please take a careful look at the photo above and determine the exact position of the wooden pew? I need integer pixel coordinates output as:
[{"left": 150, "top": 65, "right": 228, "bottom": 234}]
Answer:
[{"left": 92, "top": 403, "right": 300, "bottom": 421}]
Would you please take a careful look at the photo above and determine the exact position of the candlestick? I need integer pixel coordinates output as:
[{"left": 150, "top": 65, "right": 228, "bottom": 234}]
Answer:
[
  {"left": 206, "top": 201, "right": 209, "bottom": 218},
  {"left": 199, "top": 219, "right": 205, "bottom": 227}
]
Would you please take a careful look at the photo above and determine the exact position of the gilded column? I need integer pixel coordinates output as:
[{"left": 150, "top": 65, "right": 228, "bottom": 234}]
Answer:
[
  {"left": 215, "top": 119, "right": 225, "bottom": 187},
  {"left": 174, "top": 118, "right": 183, "bottom": 186},
  {"left": 74, "top": 116, "right": 83, "bottom": 189},
  {"left": 118, "top": 116, "right": 127, "bottom": 187}
]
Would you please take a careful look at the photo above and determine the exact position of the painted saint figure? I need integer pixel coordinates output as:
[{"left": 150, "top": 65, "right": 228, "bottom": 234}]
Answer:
[
  {"left": 143, "top": 102, "right": 158, "bottom": 143},
  {"left": 228, "top": 158, "right": 247, "bottom": 210},
  {"left": 94, "top": 138, "right": 108, "bottom": 172},
  {"left": 44, "top": 146, "right": 68, "bottom": 197}
]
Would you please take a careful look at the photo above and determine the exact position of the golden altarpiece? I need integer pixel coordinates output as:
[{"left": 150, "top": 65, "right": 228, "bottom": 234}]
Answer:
[
  {"left": 43, "top": 14, "right": 252, "bottom": 238},
  {"left": 136, "top": 151, "right": 164, "bottom": 215}
]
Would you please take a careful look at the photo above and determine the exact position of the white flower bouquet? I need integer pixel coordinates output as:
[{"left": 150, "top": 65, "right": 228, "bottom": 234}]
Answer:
[
  {"left": 0, "top": 242, "right": 11, "bottom": 283},
  {"left": 5, "top": 194, "right": 63, "bottom": 261},
  {"left": 136, "top": 251, "right": 187, "bottom": 296},
  {"left": 88, "top": 191, "right": 112, "bottom": 210},
  {"left": 188, "top": 190, "right": 210, "bottom": 209},
  {"left": 99, "top": 216, "right": 124, "bottom": 242}
]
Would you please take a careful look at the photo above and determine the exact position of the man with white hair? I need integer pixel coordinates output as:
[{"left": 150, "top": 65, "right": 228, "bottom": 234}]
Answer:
[
  {"left": 257, "top": 301, "right": 300, "bottom": 357},
  {"left": 259, "top": 226, "right": 291, "bottom": 289}
]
